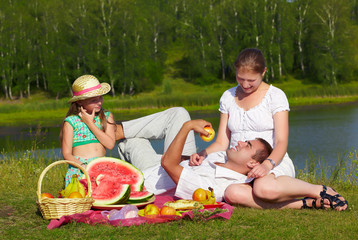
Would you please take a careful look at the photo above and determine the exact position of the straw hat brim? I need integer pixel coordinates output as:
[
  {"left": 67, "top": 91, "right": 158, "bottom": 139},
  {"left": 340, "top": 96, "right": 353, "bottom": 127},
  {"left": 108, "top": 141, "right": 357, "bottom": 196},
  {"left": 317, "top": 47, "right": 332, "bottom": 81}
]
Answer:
[{"left": 68, "top": 82, "right": 111, "bottom": 103}]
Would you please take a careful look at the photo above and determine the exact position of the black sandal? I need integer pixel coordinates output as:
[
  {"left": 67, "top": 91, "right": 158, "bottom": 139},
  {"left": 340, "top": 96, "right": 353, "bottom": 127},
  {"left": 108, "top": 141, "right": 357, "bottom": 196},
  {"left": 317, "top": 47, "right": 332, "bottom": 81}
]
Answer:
[
  {"left": 301, "top": 197, "right": 323, "bottom": 209},
  {"left": 319, "top": 185, "right": 349, "bottom": 211}
]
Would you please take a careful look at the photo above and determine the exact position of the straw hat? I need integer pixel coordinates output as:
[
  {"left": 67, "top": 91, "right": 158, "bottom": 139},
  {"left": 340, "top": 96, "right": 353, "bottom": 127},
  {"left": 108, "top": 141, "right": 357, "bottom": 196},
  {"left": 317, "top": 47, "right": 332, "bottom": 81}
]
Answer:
[{"left": 69, "top": 75, "right": 111, "bottom": 103}]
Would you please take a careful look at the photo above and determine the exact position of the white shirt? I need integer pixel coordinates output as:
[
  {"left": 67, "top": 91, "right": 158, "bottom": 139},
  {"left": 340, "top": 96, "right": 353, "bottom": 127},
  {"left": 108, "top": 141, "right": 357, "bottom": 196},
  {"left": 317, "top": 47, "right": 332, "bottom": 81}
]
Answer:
[
  {"left": 142, "top": 151, "right": 252, "bottom": 202},
  {"left": 219, "top": 85, "right": 295, "bottom": 178},
  {"left": 219, "top": 85, "right": 290, "bottom": 148}
]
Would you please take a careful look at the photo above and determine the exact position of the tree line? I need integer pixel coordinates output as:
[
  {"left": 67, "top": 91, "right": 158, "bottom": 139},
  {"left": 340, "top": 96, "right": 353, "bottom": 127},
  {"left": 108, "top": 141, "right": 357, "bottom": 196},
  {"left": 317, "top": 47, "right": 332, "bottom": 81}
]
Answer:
[{"left": 1, "top": 0, "right": 358, "bottom": 99}]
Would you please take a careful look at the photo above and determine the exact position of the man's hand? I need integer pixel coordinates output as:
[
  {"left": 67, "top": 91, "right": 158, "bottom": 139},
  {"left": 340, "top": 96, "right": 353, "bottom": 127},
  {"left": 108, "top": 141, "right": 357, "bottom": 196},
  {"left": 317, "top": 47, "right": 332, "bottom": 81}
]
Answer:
[
  {"left": 247, "top": 162, "right": 271, "bottom": 179},
  {"left": 184, "top": 120, "right": 211, "bottom": 166},
  {"left": 189, "top": 153, "right": 205, "bottom": 166},
  {"left": 184, "top": 119, "right": 212, "bottom": 136}
]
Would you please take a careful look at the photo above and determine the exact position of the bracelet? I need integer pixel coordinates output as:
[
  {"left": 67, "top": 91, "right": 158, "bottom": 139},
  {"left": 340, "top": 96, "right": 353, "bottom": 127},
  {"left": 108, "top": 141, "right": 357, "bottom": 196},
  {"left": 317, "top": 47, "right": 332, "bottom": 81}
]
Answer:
[{"left": 266, "top": 158, "right": 276, "bottom": 168}]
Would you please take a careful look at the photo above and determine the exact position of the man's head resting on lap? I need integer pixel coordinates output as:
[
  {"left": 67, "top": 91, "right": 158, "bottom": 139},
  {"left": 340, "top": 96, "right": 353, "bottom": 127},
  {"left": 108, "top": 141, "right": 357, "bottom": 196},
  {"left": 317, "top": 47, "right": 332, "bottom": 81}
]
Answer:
[{"left": 226, "top": 138, "right": 273, "bottom": 172}]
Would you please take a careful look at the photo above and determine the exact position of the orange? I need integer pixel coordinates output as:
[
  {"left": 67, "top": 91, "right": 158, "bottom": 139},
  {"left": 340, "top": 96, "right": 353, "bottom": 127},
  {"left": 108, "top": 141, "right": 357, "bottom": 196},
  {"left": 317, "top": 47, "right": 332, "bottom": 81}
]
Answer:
[
  {"left": 68, "top": 192, "right": 83, "bottom": 198},
  {"left": 192, "top": 188, "right": 208, "bottom": 202},
  {"left": 200, "top": 127, "right": 215, "bottom": 142},
  {"left": 41, "top": 193, "right": 54, "bottom": 199},
  {"left": 144, "top": 204, "right": 160, "bottom": 215},
  {"left": 160, "top": 206, "right": 177, "bottom": 215}
]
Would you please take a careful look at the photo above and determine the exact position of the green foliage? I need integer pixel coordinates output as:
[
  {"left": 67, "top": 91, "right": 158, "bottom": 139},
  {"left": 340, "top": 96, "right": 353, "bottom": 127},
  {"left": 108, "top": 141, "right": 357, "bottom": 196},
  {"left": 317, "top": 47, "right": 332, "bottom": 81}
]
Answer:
[
  {"left": 296, "top": 149, "right": 358, "bottom": 188},
  {"left": 1, "top": 0, "right": 358, "bottom": 100}
]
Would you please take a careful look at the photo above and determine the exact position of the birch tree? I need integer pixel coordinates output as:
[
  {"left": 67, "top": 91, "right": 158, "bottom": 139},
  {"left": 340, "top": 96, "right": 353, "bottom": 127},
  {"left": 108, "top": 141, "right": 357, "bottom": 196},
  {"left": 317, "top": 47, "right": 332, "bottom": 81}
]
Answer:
[
  {"left": 295, "top": 0, "right": 310, "bottom": 75},
  {"left": 308, "top": 0, "right": 353, "bottom": 85}
]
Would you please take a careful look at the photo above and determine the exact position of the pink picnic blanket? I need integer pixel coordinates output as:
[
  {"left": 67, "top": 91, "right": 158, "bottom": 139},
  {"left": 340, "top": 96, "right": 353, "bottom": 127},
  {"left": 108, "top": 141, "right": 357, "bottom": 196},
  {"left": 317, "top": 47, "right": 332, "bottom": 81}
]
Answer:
[{"left": 47, "top": 192, "right": 234, "bottom": 229}]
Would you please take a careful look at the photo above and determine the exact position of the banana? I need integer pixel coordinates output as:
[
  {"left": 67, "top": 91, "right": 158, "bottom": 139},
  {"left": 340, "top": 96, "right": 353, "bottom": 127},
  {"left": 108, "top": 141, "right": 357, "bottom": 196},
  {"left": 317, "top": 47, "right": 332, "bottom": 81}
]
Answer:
[
  {"left": 78, "top": 179, "right": 86, "bottom": 197},
  {"left": 59, "top": 174, "right": 85, "bottom": 198},
  {"left": 202, "top": 187, "right": 216, "bottom": 205}
]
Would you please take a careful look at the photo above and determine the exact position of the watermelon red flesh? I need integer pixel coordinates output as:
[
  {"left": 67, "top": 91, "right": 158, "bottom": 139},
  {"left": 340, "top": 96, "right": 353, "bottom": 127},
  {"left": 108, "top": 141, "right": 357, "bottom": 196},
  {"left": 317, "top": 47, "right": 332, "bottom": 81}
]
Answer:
[
  {"left": 93, "top": 183, "right": 131, "bottom": 205},
  {"left": 87, "top": 157, "right": 144, "bottom": 192},
  {"left": 85, "top": 157, "right": 145, "bottom": 205},
  {"left": 128, "top": 191, "right": 154, "bottom": 203}
]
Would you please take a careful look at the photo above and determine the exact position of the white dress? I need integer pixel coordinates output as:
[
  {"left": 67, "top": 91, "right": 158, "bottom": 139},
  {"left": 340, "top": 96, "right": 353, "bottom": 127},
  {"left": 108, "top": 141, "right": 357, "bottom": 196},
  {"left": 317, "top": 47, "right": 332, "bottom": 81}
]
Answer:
[{"left": 219, "top": 85, "right": 295, "bottom": 177}]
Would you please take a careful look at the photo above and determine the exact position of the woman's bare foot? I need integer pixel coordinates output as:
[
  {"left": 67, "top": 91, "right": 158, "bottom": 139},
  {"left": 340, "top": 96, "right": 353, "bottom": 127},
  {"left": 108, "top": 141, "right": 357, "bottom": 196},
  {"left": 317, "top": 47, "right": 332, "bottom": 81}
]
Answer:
[{"left": 320, "top": 185, "right": 348, "bottom": 211}]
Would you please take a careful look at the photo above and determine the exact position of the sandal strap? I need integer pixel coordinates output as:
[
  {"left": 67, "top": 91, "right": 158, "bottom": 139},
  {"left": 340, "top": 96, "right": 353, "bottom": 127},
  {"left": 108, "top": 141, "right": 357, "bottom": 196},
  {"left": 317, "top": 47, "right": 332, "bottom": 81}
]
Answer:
[
  {"left": 301, "top": 198, "right": 309, "bottom": 209},
  {"left": 319, "top": 185, "right": 327, "bottom": 198},
  {"left": 302, "top": 197, "right": 322, "bottom": 210},
  {"left": 319, "top": 185, "right": 348, "bottom": 210}
]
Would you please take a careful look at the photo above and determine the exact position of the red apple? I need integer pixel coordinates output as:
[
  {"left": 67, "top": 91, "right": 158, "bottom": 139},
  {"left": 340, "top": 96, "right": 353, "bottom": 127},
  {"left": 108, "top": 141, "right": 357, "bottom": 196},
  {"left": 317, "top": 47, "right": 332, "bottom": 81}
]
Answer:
[{"left": 41, "top": 193, "right": 54, "bottom": 199}]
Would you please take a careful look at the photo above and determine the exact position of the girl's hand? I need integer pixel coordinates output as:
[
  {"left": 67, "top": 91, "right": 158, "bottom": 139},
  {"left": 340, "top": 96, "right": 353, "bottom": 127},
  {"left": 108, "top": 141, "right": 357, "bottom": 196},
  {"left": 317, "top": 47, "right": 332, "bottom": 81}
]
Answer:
[
  {"left": 247, "top": 163, "right": 271, "bottom": 179},
  {"left": 79, "top": 106, "right": 95, "bottom": 126},
  {"left": 189, "top": 153, "right": 205, "bottom": 166}
]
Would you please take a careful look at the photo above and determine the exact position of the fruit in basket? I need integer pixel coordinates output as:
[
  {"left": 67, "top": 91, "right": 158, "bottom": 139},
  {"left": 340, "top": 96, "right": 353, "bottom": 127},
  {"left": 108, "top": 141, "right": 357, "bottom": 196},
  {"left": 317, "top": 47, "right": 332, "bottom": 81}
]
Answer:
[
  {"left": 143, "top": 204, "right": 160, "bottom": 216},
  {"left": 160, "top": 206, "right": 177, "bottom": 215},
  {"left": 68, "top": 192, "right": 83, "bottom": 198},
  {"left": 41, "top": 193, "right": 54, "bottom": 199},
  {"left": 59, "top": 174, "right": 86, "bottom": 198},
  {"left": 200, "top": 127, "right": 215, "bottom": 142},
  {"left": 192, "top": 187, "right": 216, "bottom": 204},
  {"left": 83, "top": 157, "right": 149, "bottom": 205}
]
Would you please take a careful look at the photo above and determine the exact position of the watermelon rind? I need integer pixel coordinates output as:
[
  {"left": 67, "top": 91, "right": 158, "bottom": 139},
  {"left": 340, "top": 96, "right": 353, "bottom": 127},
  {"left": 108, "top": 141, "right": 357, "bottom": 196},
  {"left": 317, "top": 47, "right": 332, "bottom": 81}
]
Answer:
[
  {"left": 127, "top": 191, "right": 154, "bottom": 204},
  {"left": 93, "top": 184, "right": 131, "bottom": 205}
]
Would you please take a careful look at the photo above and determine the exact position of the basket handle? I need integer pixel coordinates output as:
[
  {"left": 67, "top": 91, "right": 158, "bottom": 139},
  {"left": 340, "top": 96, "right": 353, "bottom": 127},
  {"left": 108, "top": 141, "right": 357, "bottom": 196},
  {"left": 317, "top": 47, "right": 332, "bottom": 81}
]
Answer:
[{"left": 37, "top": 160, "right": 92, "bottom": 203}]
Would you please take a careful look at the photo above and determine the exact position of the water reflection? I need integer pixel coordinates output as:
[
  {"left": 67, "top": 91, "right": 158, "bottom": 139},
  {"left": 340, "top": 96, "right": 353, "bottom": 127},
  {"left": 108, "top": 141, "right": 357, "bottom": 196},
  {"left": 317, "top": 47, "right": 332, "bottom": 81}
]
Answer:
[{"left": 1, "top": 104, "right": 357, "bottom": 171}]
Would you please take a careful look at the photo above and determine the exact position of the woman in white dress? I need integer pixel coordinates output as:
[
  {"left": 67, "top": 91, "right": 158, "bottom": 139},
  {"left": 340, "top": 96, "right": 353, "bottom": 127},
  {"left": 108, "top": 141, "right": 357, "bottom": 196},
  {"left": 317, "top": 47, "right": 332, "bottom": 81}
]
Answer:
[{"left": 189, "top": 48, "right": 348, "bottom": 210}]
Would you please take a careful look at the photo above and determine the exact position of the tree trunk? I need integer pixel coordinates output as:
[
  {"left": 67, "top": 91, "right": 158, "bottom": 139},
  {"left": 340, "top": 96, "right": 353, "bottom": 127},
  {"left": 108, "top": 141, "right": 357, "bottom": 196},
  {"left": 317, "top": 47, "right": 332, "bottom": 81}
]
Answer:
[
  {"left": 9, "top": 85, "right": 13, "bottom": 100},
  {"left": 200, "top": 30, "right": 206, "bottom": 68},
  {"left": 297, "top": 1, "right": 309, "bottom": 75},
  {"left": 218, "top": 33, "right": 225, "bottom": 81}
]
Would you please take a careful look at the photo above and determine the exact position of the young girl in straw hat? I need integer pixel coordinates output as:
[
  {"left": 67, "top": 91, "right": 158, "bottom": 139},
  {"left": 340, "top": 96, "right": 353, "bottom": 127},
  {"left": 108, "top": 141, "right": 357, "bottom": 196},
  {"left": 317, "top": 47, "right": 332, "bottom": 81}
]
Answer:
[{"left": 61, "top": 75, "right": 116, "bottom": 186}]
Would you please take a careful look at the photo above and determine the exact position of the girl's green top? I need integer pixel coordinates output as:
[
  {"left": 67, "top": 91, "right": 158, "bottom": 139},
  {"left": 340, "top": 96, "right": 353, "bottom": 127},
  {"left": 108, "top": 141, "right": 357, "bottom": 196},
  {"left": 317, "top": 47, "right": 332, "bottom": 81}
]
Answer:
[{"left": 64, "top": 111, "right": 111, "bottom": 147}]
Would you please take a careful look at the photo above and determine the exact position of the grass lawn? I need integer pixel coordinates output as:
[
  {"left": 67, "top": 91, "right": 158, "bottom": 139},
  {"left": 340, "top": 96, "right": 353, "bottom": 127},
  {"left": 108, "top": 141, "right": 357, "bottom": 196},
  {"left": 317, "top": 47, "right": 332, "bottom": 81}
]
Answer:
[{"left": 0, "top": 147, "right": 357, "bottom": 239}]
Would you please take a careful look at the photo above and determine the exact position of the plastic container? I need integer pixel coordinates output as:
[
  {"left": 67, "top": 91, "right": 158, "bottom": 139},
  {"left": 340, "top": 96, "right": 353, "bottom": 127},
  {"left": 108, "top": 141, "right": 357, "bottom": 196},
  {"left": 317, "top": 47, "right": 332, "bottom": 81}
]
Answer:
[{"left": 101, "top": 205, "right": 139, "bottom": 220}]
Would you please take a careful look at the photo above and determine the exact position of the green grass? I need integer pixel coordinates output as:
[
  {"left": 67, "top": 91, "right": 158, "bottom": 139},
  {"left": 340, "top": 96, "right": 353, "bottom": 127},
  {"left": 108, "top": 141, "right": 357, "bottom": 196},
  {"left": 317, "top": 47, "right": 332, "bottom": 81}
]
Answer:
[{"left": 0, "top": 143, "right": 357, "bottom": 239}]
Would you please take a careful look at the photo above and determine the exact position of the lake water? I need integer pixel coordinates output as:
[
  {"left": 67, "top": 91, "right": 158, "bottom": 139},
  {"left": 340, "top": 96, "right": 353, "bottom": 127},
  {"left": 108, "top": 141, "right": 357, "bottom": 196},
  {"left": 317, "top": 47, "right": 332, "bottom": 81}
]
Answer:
[{"left": 1, "top": 103, "right": 357, "bottom": 171}]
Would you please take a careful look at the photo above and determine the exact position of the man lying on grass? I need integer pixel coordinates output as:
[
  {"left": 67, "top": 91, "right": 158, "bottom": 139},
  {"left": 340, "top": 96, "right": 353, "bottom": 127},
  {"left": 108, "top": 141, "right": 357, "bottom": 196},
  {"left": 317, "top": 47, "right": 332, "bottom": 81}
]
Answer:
[
  {"left": 161, "top": 120, "right": 348, "bottom": 211},
  {"left": 116, "top": 109, "right": 348, "bottom": 210}
]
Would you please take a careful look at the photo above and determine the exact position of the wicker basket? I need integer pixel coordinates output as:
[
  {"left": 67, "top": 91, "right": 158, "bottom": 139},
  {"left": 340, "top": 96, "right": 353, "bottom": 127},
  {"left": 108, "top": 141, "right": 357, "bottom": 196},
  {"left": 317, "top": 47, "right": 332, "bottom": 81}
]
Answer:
[{"left": 36, "top": 160, "right": 95, "bottom": 220}]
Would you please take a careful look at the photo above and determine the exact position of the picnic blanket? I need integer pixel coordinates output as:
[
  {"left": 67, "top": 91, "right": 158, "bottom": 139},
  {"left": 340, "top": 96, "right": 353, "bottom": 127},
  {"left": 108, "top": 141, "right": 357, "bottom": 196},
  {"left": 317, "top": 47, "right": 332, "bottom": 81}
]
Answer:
[{"left": 47, "top": 190, "right": 234, "bottom": 229}]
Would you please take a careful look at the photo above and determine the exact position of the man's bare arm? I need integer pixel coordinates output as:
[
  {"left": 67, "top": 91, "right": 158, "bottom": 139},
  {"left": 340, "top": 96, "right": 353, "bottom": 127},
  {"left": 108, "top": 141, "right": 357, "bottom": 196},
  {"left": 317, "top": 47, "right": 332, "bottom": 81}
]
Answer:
[{"left": 161, "top": 120, "right": 212, "bottom": 184}]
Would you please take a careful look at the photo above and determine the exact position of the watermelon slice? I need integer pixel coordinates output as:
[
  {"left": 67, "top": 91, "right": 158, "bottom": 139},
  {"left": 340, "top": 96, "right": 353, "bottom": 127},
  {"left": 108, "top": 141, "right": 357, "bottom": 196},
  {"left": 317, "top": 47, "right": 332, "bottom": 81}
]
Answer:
[
  {"left": 84, "top": 157, "right": 146, "bottom": 205},
  {"left": 128, "top": 191, "right": 154, "bottom": 203}
]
